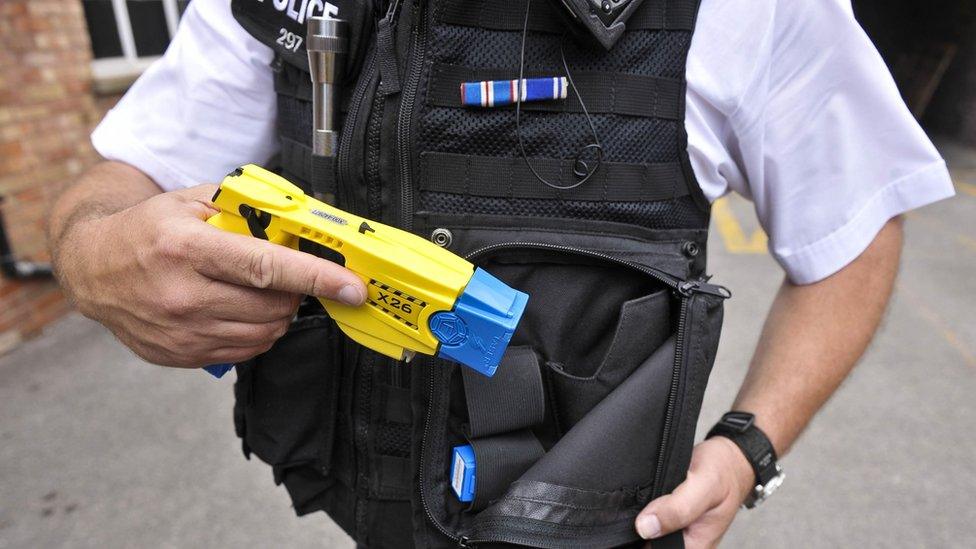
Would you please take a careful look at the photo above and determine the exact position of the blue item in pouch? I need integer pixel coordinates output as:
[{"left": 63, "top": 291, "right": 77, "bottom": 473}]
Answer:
[{"left": 450, "top": 444, "right": 476, "bottom": 503}]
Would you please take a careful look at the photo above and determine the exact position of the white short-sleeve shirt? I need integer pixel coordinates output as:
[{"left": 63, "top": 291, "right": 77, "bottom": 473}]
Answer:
[{"left": 91, "top": 0, "right": 955, "bottom": 284}]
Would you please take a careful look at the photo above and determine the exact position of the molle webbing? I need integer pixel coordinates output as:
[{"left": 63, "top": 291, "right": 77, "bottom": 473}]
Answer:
[
  {"left": 437, "top": 0, "right": 698, "bottom": 33},
  {"left": 420, "top": 152, "right": 688, "bottom": 202}
]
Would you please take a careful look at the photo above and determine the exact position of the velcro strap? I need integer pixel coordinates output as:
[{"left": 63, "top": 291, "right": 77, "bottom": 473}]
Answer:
[
  {"left": 373, "top": 454, "right": 413, "bottom": 500},
  {"left": 274, "top": 60, "right": 313, "bottom": 102},
  {"left": 462, "top": 346, "right": 545, "bottom": 439},
  {"left": 420, "top": 152, "right": 687, "bottom": 202},
  {"left": 469, "top": 430, "right": 545, "bottom": 511},
  {"left": 429, "top": 64, "right": 682, "bottom": 120},
  {"left": 280, "top": 137, "right": 337, "bottom": 199},
  {"left": 438, "top": 0, "right": 698, "bottom": 33}
]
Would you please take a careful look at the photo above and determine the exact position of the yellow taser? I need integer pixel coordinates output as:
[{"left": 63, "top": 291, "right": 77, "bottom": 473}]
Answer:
[{"left": 204, "top": 165, "right": 528, "bottom": 378}]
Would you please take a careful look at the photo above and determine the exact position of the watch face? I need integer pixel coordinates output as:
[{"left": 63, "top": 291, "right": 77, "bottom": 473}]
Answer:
[{"left": 744, "top": 465, "right": 785, "bottom": 509}]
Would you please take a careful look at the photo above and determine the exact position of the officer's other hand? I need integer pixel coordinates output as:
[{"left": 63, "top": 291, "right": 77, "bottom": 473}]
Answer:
[
  {"left": 635, "top": 437, "right": 754, "bottom": 548},
  {"left": 62, "top": 185, "right": 366, "bottom": 368}
]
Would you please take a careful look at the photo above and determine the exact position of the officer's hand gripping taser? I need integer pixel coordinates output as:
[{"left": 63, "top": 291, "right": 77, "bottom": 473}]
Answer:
[{"left": 203, "top": 165, "right": 528, "bottom": 378}]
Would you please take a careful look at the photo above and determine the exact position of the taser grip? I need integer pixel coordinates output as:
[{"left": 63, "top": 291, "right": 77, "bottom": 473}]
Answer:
[{"left": 203, "top": 165, "right": 528, "bottom": 378}]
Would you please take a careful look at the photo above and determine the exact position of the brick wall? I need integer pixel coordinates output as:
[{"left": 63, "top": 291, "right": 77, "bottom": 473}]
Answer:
[{"left": 0, "top": 1, "right": 113, "bottom": 354}]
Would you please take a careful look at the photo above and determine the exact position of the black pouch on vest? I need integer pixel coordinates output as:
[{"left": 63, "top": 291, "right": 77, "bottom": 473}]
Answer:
[{"left": 233, "top": 310, "right": 345, "bottom": 514}]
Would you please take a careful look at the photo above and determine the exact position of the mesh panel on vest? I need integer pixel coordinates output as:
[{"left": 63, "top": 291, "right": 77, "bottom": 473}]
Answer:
[
  {"left": 418, "top": 192, "right": 707, "bottom": 229},
  {"left": 374, "top": 421, "right": 412, "bottom": 457},
  {"left": 415, "top": 17, "right": 702, "bottom": 226}
]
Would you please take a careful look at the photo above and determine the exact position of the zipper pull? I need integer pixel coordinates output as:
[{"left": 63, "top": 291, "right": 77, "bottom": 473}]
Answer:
[
  {"left": 377, "top": 0, "right": 403, "bottom": 94},
  {"left": 677, "top": 280, "right": 732, "bottom": 299}
]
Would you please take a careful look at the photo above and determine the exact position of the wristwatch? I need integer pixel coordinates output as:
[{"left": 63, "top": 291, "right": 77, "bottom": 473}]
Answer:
[{"left": 706, "top": 411, "right": 785, "bottom": 509}]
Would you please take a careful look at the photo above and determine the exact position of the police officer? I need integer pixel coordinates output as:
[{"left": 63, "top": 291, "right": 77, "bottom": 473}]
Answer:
[{"left": 50, "top": 0, "right": 954, "bottom": 547}]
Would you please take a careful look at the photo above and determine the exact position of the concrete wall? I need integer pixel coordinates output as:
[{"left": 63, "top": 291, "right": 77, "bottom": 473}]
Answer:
[{"left": 0, "top": 1, "right": 114, "bottom": 354}]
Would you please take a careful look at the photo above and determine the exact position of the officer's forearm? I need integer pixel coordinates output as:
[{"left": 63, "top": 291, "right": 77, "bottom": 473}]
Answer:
[
  {"left": 49, "top": 160, "right": 163, "bottom": 300},
  {"left": 49, "top": 160, "right": 162, "bottom": 249},
  {"left": 732, "top": 217, "right": 904, "bottom": 456}
]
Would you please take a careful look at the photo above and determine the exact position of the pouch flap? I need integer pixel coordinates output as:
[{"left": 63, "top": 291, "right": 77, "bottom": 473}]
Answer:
[
  {"left": 549, "top": 289, "right": 672, "bottom": 430},
  {"left": 523, "top": 336, "right": 676, "bottom": 491}
]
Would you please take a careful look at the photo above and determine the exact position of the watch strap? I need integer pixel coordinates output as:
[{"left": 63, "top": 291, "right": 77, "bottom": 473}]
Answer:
[{"left": 707, "top": 412, "right": 779, "bottom": 486}]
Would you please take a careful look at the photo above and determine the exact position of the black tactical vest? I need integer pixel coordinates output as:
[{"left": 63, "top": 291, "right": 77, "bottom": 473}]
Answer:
[{"left": 230, "top": 1, "right": 727, "bottom": 547}]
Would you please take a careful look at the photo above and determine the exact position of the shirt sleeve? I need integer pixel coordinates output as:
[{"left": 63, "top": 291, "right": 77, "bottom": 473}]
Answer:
[
  {"left": 689, "top": 0, "right": 955, "bottom": 284},
  {"left": 91, "top": 0, "right": 278, "bottom": 191}
]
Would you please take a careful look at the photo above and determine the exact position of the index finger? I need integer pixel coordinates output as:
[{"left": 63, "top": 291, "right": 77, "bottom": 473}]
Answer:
[{"left": 189, "top": 226, "right": 366, "bottom": 306}]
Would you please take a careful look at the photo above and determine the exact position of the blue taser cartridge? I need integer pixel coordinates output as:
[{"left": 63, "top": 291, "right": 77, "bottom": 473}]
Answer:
[
  {"left": 460, "top": 77, "right": 568, "bottom": 107},
  {"left": 450, "top": 444, "right": 476, "bottom": 503},
  {"left": 429, "top": 268, "right": 529, "bottom": 378}
]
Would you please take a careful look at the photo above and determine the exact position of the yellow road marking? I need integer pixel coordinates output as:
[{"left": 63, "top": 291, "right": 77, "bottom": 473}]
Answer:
[
  {"left": 956, "top": 180, "right": 976, "bottom": 197},
  {"left": 712, "top": 198, "right": 768, "bottom": 254},
  {"left": 958, "top": 234, "right": 976, "bottom": 253},
  {"left": 900, "top": 286, "right": 976, "bottom": 369},
  {"left": 951, "top": 168, "right": 976, "bottom": 196}
]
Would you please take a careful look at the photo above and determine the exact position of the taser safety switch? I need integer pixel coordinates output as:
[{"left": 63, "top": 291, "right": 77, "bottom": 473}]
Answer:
[{"left": 203, "top": 165, "right": 528, "bottom": 378}]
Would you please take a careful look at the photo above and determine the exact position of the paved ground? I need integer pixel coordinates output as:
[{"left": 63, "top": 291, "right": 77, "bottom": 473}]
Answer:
[{"left": 1, "top": 145, "right": 974, "bottom": 548}]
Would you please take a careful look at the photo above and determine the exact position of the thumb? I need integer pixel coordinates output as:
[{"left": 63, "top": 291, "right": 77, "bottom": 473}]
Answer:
[
  {"left": 169, "top": 184, "right": 221, "bottom": 220},
  {"left": 635, "top": 472, "right": 722, "bottom": 539}
]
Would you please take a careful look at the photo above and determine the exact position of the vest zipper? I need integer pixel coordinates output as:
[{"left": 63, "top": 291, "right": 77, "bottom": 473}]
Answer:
[
  {"left": 463, "top": 242, "right": 731, "bottom": 298},
  {"left": 353, "top": 348, "right": 374, "bottom": 541},
  {"left": 418, "top": 356, "right": 464, "bottom": 544},
  {"left": 653, "top": 296, "right": 689, "bottom": 498},
  {"left": 365, "top": 92, "right": 385, "bottom": 218},
  {"left": 337, "top": 50, "right": 377, "bottom": 200},
  {"left": 418, "top": 241, "right": 728, "bottom": 545},
  {"left": 396, "top": 0, "right": 428, "bottom": 231}
]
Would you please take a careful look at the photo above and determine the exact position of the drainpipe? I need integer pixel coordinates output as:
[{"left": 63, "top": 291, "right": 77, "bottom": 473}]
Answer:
[{"left": 0, "top": 196, "right": 53, "bottom": 280}]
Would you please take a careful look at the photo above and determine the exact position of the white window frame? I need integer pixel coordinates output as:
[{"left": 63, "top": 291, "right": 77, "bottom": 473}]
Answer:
[{"left": 90, "top": 0, "right": 181, "bottom": 93}]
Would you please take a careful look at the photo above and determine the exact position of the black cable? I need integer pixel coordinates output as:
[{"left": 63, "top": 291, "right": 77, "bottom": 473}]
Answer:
[{"left": 515, "top": 0, "right": 603, "bottom": 191}]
